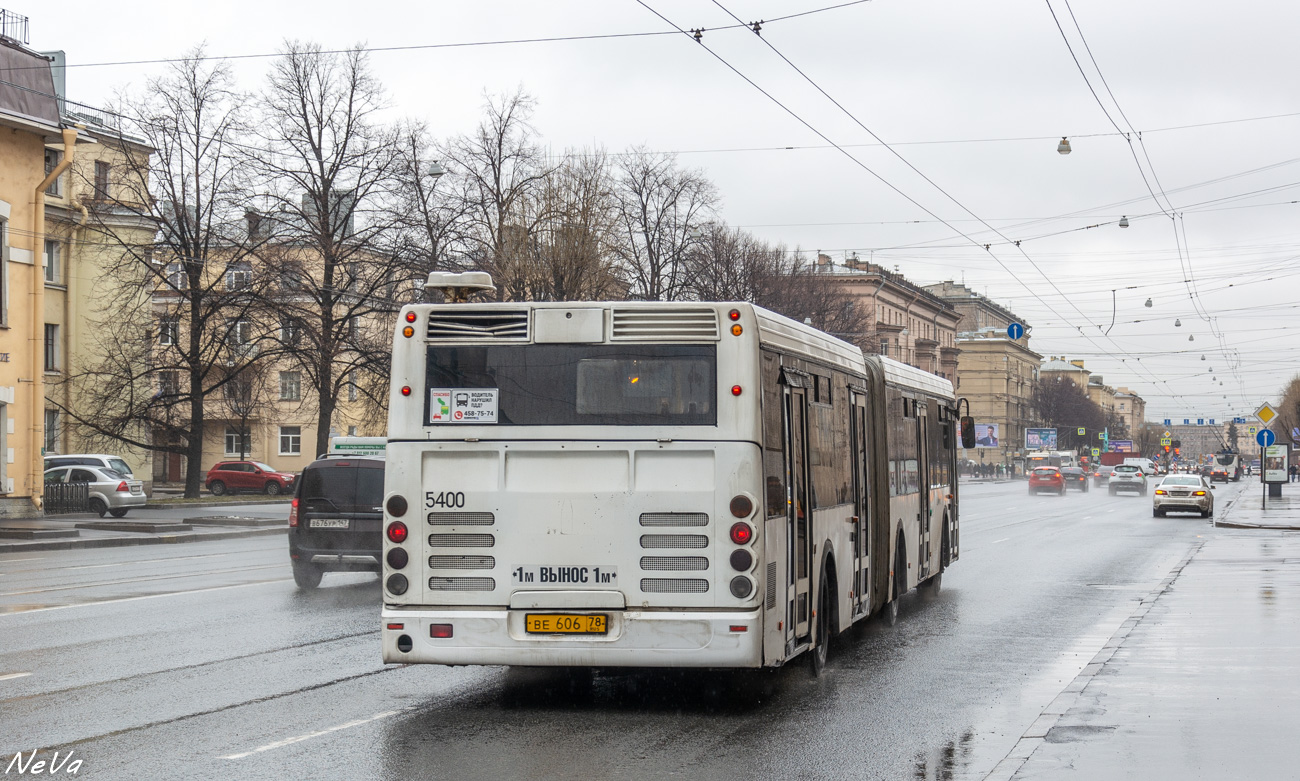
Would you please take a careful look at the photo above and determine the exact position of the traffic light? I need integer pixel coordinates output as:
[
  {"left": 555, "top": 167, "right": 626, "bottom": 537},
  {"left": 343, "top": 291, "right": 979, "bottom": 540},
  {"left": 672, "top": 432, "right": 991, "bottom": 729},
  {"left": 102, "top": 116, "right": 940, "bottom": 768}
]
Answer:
[
  {"left": 1163, "top": 445, "right": 1171, "bottom": 453},
  {"left": 1174, "top": 447, "right": 1181, "bottom": 456}
]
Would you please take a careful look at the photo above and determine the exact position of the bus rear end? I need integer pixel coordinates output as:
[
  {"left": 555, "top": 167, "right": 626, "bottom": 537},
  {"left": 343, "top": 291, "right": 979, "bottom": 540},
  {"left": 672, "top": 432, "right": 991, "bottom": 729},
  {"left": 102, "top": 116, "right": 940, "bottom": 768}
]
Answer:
[{"left": 381, "top": 288, "right": 766, "bottom": 668}]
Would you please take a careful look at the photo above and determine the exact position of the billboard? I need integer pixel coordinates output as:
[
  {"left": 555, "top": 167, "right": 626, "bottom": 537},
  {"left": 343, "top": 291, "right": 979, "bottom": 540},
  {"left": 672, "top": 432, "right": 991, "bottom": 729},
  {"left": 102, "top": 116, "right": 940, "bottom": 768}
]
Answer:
[
  {"left": 1025, "top": 428, "right": 1058, "bottom": 450},
  {"left": 1111, "top": 440, "right": 1134, "bottom": 453},
  {"left": 1264, "top": 444, "right": 1290, "bottom": 484},
  {"left": 974, "top": 423, "right": 1000, "bottom": 448}
]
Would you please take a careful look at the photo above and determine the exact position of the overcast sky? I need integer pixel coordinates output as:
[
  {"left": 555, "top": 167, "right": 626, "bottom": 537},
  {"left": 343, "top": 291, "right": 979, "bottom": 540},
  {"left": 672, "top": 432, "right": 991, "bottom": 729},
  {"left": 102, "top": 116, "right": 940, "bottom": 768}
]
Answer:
[{"left": 25, "top": 0, "right": 1300, "bottom": 424}]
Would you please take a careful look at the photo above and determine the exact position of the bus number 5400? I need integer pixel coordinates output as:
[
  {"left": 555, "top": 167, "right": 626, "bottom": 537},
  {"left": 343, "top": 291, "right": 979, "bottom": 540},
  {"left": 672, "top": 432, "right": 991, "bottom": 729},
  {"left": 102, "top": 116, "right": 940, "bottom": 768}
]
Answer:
[{"left": 425, "top": 491, "right": 465, "bottom": 508}]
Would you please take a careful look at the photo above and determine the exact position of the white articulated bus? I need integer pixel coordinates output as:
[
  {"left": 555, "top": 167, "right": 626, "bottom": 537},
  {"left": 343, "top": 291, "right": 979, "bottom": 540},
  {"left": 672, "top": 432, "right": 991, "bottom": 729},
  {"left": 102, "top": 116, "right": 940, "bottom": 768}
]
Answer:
[{"left": 380, "top": 272, "right": 966, "bottom": 672}]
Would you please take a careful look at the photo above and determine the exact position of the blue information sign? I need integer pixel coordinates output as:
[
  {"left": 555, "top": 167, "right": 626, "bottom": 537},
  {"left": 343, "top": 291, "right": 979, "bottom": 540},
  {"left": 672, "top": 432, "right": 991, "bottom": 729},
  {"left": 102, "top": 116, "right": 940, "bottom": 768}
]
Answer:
[
  {"left": 1007, "top": 323, "right": 1024, "bottom": 340},
  {"left": 1163, "top": 419, "right": 1171, "bottom": 426},
  {"left": 1197, "top": 418, "right": 1204, "bottom": 425},
  {"left": 1257, "top": 428, "right": 1276, "bottom": 447}
]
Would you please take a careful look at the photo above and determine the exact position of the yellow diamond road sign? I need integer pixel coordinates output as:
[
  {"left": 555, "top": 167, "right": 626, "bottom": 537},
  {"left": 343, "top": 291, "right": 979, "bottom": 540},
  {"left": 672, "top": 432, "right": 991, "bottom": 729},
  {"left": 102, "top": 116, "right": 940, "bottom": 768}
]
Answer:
[{"left": 1255, "top": 403, "right": 1279, "bottom": 426}]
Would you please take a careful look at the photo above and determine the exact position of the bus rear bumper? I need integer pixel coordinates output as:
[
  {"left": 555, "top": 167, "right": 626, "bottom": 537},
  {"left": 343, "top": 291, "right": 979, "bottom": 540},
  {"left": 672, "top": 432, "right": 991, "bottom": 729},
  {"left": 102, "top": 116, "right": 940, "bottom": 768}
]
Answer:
[{"left": 381, "top": 607, "right": 764, "bottom": 668}]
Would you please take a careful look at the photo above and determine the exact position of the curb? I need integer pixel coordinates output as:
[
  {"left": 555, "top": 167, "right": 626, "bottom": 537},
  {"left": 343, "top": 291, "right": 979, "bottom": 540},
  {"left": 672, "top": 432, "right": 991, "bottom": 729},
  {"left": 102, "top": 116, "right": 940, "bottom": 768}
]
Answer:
[{"left": 0, "top": 525, "right": 287, "bottom": 554}]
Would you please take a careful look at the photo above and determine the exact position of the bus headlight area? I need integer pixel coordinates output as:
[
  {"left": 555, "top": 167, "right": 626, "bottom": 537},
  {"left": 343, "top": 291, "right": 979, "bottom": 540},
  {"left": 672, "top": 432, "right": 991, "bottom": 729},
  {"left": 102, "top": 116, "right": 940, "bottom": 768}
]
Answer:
[{"left": 381, "top": 608, "right": 764, "bottom": 668}]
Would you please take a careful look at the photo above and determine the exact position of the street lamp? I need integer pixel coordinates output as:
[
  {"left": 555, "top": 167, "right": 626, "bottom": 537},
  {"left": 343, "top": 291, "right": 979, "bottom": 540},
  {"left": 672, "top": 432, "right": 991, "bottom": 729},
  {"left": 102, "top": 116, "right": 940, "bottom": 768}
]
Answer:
[{"left": 1057, "top": 137, "right": 1072, "bottom": 155}]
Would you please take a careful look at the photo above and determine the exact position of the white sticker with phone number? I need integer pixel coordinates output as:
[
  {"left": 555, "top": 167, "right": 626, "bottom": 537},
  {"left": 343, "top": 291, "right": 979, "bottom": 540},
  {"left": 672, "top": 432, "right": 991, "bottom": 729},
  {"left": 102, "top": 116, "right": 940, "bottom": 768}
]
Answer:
[{"left": 429, "top": 388, "right": 498, "bottom": 424}]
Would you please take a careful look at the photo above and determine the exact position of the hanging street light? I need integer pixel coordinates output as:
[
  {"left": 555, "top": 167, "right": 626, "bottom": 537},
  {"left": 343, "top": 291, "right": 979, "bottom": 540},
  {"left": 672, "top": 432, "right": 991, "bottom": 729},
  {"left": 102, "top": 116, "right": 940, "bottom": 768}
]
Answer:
[
  {"left": 1175, "top": 318, "right": 1182, "bottom": 326},
  {"left": 1144, "top": 298, "right": 1153, "bottom": 307},
  {"left": 1057, "top": 137, "right": 1072, "bottom": 155},
  {"left": 1189, "top": 334, "right": 1195, "bottom": 341},
  {"left": 1119, "top": 216, "right": 1130, "bottom": 228}
]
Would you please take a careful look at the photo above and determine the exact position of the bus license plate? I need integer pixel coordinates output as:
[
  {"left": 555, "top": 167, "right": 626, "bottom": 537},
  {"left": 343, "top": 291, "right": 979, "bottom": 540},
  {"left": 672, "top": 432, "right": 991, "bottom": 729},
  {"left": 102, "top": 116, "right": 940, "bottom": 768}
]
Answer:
[
  {"left": 309, "top": 518, "right": 349, "bottom": 529},
  {"left": 525, "top": 614, "right": 608, "bottom": 634}
]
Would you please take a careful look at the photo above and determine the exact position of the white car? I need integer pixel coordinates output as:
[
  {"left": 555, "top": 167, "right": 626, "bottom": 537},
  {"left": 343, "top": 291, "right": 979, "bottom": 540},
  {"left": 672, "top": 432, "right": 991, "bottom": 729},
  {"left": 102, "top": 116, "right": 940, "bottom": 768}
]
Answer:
[
  {"left": 1108, "top": 465, "right": 1147, "bottom": 496},
  {"left": 1153, "top": 475, "right": 1215, "bottom": 518}
]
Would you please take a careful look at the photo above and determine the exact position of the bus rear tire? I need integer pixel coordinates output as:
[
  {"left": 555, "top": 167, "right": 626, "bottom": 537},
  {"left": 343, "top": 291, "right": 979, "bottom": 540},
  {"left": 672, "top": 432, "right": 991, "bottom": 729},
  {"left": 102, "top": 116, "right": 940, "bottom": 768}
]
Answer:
[{"left": 810, "top": 572, "right": 831, "bottom": 677}]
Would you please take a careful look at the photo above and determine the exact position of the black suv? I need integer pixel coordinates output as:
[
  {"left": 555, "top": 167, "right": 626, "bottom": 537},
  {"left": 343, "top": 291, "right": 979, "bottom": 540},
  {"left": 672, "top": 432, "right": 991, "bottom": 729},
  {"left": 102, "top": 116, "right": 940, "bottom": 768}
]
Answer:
[{"left": 288, "top": 455, "right": 385, "bottom": 589}]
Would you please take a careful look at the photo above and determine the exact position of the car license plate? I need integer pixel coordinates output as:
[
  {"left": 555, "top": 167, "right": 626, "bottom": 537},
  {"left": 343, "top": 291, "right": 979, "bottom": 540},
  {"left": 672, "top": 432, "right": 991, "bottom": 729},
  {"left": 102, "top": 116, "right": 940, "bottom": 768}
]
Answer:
[
  {"left": 524, "top": 614, "right": 608, "bottom": 634},
  {"left": 309, "top": 518, "right": 349, "bottom": 529}
]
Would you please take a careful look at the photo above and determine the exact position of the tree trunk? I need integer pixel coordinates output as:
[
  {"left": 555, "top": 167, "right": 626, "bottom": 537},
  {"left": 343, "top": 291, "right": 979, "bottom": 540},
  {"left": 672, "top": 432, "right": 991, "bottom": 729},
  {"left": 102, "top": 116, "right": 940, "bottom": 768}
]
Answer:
[{"left": 184, "top": 380, "right": 204, "bottom": 498}]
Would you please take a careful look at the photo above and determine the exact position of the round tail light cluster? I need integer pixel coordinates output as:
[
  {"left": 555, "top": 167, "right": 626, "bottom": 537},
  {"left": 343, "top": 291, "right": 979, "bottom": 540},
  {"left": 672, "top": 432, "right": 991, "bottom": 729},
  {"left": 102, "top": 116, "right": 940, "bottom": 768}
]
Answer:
[{"left": 386, "top": 521, "right": 408, "bottom": 544}]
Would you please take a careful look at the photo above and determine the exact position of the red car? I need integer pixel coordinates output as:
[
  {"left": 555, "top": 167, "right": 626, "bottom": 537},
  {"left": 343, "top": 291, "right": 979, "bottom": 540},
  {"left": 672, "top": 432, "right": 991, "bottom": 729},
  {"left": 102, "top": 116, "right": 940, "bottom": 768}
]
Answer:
[
  {"left": 205, "top": 461, "right": 297, "bottom": 496},
  {"left": 1028, "top": 466, "right": 1066, "bottom": 495}
]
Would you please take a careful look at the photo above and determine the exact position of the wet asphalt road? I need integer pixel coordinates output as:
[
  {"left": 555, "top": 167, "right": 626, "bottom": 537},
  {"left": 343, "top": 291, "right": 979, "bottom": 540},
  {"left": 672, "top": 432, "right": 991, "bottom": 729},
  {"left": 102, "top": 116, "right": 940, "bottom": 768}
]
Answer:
[{"left": 0, "top": 482, "right": 1239, "bottom": 780}]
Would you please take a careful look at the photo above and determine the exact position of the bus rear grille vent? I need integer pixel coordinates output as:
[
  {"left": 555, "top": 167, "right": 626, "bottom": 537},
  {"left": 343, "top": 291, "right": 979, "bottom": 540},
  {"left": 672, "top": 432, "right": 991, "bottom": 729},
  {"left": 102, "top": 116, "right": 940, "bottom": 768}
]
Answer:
[
  {"left": 428, "top": 577, "right": 496, "bottom": 591},
  {"left": 766, "top": 562, "right": 777, "bottom": 609},
  {"left": 640, "top": 556, "right": 709, "bottom": 571},
  {"left": 611, "top": 308, "right": 719, "bottom": 341},
  {"left": 639, "top": 512, "right": 708, "bottom": 527},
  {"left": 640, "top": 578, "right": 709, "bottom": 594},
  {"left": 427, "top": 512, "right": 495, "bottom": 526},
  {"left": 427, "top": 533, "right": 495, "bottom": 548},
  {"left": 640, "top": 534, "right": 708, "bottom": 549},
  {"left": 426, "top": 309, "right": 529, "bottom": 341},
  {"left": 428, "top": 555, "right": 495, "bottom": 570}
]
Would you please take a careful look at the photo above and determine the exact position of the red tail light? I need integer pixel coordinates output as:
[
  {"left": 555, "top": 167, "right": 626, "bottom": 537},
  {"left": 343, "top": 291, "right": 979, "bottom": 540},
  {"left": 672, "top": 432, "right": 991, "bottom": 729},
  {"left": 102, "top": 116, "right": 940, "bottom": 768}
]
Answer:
[
  {"left": 289, "top": 497, "right": 299, "bottom": 527},
  {"left": 115, "top": 481, "right": 129, "bottom": 492},
  {"left": 387, "top": 521, "right": 408, "bottom": 543},
  {"left": 430, "top": 624, "right": 453, "bottom": 638},
  {"left": 730, "top": 522, "right": 753, "bottom": 545}
]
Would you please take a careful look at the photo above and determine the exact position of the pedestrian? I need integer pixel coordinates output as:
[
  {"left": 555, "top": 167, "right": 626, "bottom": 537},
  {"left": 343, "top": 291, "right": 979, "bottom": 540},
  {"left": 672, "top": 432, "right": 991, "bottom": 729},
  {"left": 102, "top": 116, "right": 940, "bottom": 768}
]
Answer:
[{"left": 1291, "top": 464, "right": 1297, "bottom": 483}]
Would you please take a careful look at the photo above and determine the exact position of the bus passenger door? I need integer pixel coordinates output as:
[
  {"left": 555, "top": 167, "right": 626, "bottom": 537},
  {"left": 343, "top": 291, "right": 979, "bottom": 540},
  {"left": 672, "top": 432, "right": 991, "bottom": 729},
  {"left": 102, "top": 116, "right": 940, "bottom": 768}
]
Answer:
[
  {"left": 784, "top": 386, "right": 812, "bottom": 645},
  {"left": 849, "top": 392, "right": 870, "bottom": 617},
  {"left": 915, "top": 407, "right": 931, "bottom": 582}
]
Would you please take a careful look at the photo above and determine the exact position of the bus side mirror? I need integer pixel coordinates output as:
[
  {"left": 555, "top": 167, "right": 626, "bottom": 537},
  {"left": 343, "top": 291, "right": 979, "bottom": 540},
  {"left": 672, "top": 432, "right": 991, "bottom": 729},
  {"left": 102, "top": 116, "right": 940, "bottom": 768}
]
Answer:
[{"left": 960, "top": 416, "right": 976, "bottom": 449}]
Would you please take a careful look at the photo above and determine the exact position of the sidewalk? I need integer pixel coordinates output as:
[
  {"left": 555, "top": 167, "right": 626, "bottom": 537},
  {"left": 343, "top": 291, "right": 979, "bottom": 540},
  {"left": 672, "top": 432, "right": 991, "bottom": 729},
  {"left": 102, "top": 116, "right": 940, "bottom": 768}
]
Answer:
[
  {"left": 0, "top": 498, "right": 290, "bottom": 553},
  {"left": 991, "top": 480, "right": 1300, "bottom": 780}
]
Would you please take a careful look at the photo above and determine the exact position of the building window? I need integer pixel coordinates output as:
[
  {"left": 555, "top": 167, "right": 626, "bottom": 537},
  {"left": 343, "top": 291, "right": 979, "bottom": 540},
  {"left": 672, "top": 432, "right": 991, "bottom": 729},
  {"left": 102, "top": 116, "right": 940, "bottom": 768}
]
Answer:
[
  {"left": 224, "top": 426, "right": 249, "bottom": 456},
  {"left": 225, "top": 261, "right": 252, "bottom": 291},
  {"left": 0, "top": 217, "right": 8, "bottom": 326},
  {"left": 226, "top": 318, "right": 252, "bottom": 347},
  {"left": 165, "top": 262, "right": 188, "bottom": 291},
  {"left": 44, "top": 149, "right": 63, "bottom": 196},
  {"left": 158, "top": 370, "right": 180, "bottom": 396},
  {"left": 347, "top": 372, "right": 358, "bottom": 402},
  {"left": 44, "top": 239, "right": 60, "bottom": 284},
  {"left": 879, "top": 338, "right": 889, "bottom": 356},
  {"left": 44, "top": 324, "right": 59, "bottom": 371},
  {"left": 347, "top": 425, "right": 357, "bottom": 436},
  {"left": 279, "top": 371, "right": 301, "bottom": 401},
  {"left": 279, "top": 426, "right": 301, "bottom": 455},
  {"left": 159, "top": 316, "right": 179, "bottom": 346},
  {"left": 44, "top": 409, "right": 60, "bottom": 454},
  {"left": 281, "top": 317, "right": 302, "bottom": 346},
  {"left": 94, "top": 161, "right": 112, "bottom": 200}
]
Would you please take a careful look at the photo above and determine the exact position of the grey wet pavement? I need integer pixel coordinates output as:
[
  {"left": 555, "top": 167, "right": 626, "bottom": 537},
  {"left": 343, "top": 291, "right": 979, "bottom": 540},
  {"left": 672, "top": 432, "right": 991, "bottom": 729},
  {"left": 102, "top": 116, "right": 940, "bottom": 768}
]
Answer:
[
  {"left": 999, "top": 478, "right": 1300, "bottom": 780},
  {"left": 0, "top": 501, "right": 290, "bottom": 552}
]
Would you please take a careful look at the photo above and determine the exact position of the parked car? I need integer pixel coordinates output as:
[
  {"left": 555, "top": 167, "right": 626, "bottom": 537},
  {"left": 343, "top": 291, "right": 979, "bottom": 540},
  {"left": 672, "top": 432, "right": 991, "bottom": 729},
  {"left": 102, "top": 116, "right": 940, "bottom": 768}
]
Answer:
[
  {"left": 44, "top": 465, "right": 146, "bottom": 517},
  {"left": 288, "top": 454, "right": 385, "bottom": 589},
  {"left": 1060, "top": 466, "right": 1090, "bottom": 492},
  {"left": 205, "top": 461, "right": 296, "bottom": 496},
  {"left": 1028, "top": 466, "right": 1066, "bottom": 495},
  {"left": 1109, "top": 465, "right": 1148, "bottom": 496},
  {"left": 1153, "top": 475, "right": 1215, "bottom": 518},
  {"left": 44, "top": 454, "right": 136, "bottom": 479}
]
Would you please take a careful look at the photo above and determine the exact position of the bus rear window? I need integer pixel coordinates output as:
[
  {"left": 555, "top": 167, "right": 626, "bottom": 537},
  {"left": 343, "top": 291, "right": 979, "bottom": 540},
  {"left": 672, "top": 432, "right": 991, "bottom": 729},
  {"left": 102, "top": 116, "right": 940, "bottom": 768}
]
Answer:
[{"left": 425, "top": 344, "right": 716, "bottom": 426}]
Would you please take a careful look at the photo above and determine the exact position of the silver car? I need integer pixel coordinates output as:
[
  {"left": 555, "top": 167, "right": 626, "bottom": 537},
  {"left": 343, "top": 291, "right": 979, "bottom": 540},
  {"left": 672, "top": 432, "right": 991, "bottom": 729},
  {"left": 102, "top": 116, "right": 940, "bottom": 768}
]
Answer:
[
  {"left": 1153, "top": 475, "right": 1215, "bottom": 518},
  {"left": 44, "top": 465, "right": 147, "bottom": 518}
]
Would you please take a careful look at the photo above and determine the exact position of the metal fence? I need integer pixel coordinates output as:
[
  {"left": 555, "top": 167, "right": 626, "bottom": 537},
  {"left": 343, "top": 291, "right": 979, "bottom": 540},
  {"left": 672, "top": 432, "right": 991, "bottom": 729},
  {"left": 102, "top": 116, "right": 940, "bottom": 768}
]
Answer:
[{"left": 44, "top": 481, "right": 89, "bottom": 515}]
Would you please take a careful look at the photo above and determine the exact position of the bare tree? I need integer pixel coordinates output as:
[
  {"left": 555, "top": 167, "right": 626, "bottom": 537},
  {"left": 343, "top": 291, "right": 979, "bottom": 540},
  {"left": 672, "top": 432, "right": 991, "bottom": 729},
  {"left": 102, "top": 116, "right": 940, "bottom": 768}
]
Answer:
[
  {"left": 249, "top": 41, "right": 404, "bottom": 452},
  {"left": 613, "top": 148, "right": 718, "bottom": 301},
  {"left": 1031, "top": 376, "right": 1106, "bottom": 434},
  {"left": 442, "top": 89, "right": 554, "bottom": 301},
  {"left": 523, "top": 150, "right": 625, "bottom": 301},
  {"left": 61, "top": 50, "right": 265, "bottom": 497},
  {"left": 392, "top": 121, "right": 475, "bottom": 285}
]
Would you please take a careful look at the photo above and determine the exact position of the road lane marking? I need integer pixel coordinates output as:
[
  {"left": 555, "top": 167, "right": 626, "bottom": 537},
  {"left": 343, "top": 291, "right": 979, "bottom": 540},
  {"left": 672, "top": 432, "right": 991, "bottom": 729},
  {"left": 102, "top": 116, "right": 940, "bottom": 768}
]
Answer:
[
  {"left": 221, "top": 708, "right": 416, "bottom": 759},
  {"left": 993, "top": 538, "right": 1010, "bottom": 544},
  {"left": 0, "top": 563, "right": 285, "bottom": 596},
  {"left": 0, "top": 672, "right": 32, "bottom": 681},
  {"left": 0, "top": 578, "right": 292, "bottom": 616}
]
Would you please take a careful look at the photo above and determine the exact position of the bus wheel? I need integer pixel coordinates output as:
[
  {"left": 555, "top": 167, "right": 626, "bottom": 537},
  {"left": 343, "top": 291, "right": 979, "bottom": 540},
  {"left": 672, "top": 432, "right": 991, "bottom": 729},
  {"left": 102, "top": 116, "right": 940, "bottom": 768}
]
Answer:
[
  {"left": 810, "top": 572, "right": 831, "bottom": 677},
  {"left": 882, "top": 542, "right": 906, "bottom": 627}
]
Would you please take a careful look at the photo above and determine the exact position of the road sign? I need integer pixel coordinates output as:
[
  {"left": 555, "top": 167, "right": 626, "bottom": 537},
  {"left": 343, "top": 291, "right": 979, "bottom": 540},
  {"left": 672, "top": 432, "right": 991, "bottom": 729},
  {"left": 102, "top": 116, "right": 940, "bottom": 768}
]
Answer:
[
  {"left": 1293, "top": 427, "right": 1300, "bottom": 442},
  {"left": 1197, "top": 418, "right": 1204, "bottom": 425},
  {"left": 1077, "top": 427, "right": 1085, "bottom": 436},
  {"left": 1162, "top": 430, "right": 1171, "bottom": 439},
  {"left": 1091, "top": 447, "right": 1100, "bottom": 457},
  {"left": 1255, "top": 403, "right": 1279, "bottom": 426},
  {"left": 1183, "top": 419, "right": 1190, "bottom": 425},
  {"left": 1257, "top": 428, "right": 1276, "bottom": 447},
  {"left": 1007, "top": 323, "right": 1024, "bottom": 340},
  {"left": 1162, "top": 418, "right": 1171, "bottom": 427},
  {"left": 1160, "top": 437, "right": 1171, "bottom": 446}
]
